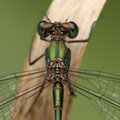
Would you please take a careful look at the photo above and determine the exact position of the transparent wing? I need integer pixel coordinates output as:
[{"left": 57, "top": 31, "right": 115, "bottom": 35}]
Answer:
[
  {"left": 0, "top": 68, "right": 47, "bottom": 120},
  {"left": 69, "top": 68, "right": 120, "bottom": 120}
]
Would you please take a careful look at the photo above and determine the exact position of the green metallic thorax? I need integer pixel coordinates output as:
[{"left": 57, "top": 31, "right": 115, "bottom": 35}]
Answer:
[
  {"left": 49, "top": 41, "right": 67, "bottom": 60},
  {"left": 45, "top": 40, "right": 71, "bottom": 70}
]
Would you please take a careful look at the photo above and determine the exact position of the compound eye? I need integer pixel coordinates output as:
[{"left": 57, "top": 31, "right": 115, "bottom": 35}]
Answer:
[
  {"left": 68, "top": 22, "right": 78, "bottom": 38},
  {"left": 62, "top": 22, "right": 78, "bottom": 38},
  {"left": 37, "top": 21, "right": 53, "bottom": 38}
]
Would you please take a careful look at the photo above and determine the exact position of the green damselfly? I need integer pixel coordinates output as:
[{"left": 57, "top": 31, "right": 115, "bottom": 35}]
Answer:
[{"left": 0, "top": 17, "right": 120, "bottom": 120}]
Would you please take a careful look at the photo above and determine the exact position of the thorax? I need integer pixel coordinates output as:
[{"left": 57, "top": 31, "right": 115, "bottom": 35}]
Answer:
[{"left": 48, "top": 40, "right": 68, "bottom": 61}]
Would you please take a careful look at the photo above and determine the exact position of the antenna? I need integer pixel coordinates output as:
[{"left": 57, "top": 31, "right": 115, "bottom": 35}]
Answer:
[
  {"left": 41, "top": 11, "right": 51, "bottom": 23},
  {"left": 65, "top": 16, "right": 70, "bottom": 23}
]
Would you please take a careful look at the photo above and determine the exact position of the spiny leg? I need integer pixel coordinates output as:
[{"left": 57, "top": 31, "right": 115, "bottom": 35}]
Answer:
[
  {"left": 66, "top": 20, "right": 97, "bottom": 43},
  {"left": 67, "top": 79, "right": 76, "bottom": 96},
  {"left": 29, "top": 36, "right": 51, "bottom": 65},
  {"left": 29, "top": 36, "right": 46, "bottom": 65},
  {"left": 26, "top": 75, "right": 48, "bottom": 114},
  {"left": 40, "top": 37, "right": 50, "bottom": 42}
]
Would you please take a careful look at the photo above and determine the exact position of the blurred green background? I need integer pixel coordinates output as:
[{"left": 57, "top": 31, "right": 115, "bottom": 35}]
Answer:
[{"left": 0, "top": 0, "right": 120, "bottom": 120}]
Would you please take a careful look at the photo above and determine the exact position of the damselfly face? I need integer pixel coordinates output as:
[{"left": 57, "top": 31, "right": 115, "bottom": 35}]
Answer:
[{"left": 37, "top": 21, "right": 79, "bottom": 39}]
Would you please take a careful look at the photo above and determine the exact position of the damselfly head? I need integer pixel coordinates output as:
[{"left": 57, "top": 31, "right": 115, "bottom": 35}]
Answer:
[{"left": 37, "top": 21, "right": 79, "bottom": 39}]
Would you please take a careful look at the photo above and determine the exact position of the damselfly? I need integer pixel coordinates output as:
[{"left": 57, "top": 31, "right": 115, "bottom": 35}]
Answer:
[{"left": 0, "top": 17, "right": 120, "bottom": 120}]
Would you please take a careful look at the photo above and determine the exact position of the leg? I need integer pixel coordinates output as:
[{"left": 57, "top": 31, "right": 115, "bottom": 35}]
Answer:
[
  {"left": 68, "top": 79, "right": 75, "bottom": 96},
  {"left": 27, "top": 75, "right": 47, "bottom": 113},
  {"left": 66, "top": 20, "right": 97, "bottom": 43},
  {"left": 29, "top": 37, "right": 45, "bottom": 65},
  {"left": 40, "top": 37, "right": 50, "bottom": 42}
]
